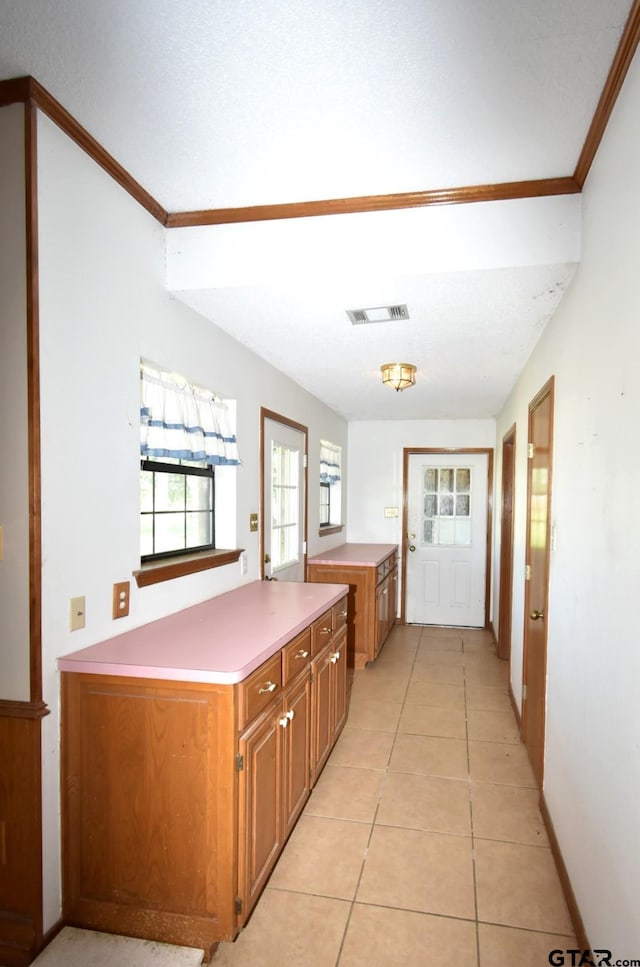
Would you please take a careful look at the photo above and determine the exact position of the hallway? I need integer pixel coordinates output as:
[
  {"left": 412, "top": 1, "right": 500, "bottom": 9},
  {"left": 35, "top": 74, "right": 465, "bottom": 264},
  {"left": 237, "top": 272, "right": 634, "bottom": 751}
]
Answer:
[{"left": 212, "top": 623, "right": 575, "bottom": 966}]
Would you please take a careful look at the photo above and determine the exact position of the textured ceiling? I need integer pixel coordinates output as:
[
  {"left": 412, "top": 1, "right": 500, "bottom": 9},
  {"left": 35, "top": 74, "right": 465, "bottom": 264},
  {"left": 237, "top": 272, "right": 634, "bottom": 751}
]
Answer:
[{"left": 0, "top": 0, "right": 635, "bottom": 418}]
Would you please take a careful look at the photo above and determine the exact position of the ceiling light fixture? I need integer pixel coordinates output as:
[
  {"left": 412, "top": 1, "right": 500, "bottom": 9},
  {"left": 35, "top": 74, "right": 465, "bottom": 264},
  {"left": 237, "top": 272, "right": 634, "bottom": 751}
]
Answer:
[{"left": 380, "top": 362, "right": 416, "bottom": 392}]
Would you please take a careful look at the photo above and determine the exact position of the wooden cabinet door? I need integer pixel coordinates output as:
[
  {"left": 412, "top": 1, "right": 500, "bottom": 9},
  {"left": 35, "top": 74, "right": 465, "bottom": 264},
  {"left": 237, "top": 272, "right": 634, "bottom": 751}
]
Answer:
[
  {"left": 237, "top": 705, "right": 282, "bottom": 919},
  {"left": 332, "top": 629, "right": 348, "bottom": 739},
  {"left": 310, "top": 643, "right": 333, "bottom": 783},
  {"left": 281, "top": 672, "right": 311, "bottom": 838}
]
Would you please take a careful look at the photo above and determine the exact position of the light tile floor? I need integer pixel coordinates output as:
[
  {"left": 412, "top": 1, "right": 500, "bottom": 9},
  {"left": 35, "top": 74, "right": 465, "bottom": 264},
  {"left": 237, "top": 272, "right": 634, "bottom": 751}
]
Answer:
[
  {"left": 31, "top": 625, "right": 576, "bottom": 967},
  {"left": 212, "top": 624, "right": 576, "bottom": 967}
]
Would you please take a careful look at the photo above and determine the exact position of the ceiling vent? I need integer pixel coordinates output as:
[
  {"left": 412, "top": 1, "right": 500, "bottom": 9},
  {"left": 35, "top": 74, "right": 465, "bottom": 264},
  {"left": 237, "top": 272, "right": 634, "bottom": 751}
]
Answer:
[{"left": 346, "top": 304, "right": 409, "bottom": 325}]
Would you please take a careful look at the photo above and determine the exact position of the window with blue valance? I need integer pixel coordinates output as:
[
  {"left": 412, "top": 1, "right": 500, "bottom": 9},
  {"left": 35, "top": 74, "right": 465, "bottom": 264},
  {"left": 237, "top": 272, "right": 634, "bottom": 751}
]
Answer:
[{"left": 140, "top": 361, "right": 240, "bottom": 466}]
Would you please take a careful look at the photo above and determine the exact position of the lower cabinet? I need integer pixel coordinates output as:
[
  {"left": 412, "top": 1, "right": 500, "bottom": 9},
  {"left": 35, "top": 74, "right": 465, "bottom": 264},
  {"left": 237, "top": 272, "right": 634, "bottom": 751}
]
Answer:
[
  {"left": 61, "top": 593, "right": 348, "bottom": 958},
  {"left": 237, "top": 668, "right": 311, "bottom": 919}
]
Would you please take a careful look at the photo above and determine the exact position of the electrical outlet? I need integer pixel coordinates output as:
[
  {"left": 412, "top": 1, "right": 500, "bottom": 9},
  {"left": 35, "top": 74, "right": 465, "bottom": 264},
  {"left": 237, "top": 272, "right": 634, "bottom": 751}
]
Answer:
[
  {"left": 70, "top": 596, "right": 86, "bottom": 631},
  {"left": 112, "top": 581, "right": 130, "bottom": 619},
  {"left": 239, "top": 552, "right": 247, "bottom": 575}
]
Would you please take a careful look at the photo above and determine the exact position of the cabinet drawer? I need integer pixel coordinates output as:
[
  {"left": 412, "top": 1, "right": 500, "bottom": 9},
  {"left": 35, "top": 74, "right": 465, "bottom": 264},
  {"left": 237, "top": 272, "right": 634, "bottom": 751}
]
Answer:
[
  {"left": 377, "top": 553, "right": 397, "bottom": 582},
  {"left": 282, "top": 628, "right": 312, "bottom": 685},
  {"left": 237, "top": 653, "right": 282, "bottom": 729},
  {"left": 311, "top": 609, "right": 334, "bottom": 656},
  {"left": 333, "top": 597, "right": 348, "bottom": 633}
]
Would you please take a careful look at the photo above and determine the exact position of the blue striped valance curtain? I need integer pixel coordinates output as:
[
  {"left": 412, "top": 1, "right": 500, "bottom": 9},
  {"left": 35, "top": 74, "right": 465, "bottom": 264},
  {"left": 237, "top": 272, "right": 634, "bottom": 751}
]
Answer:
[
  {"left": 320, "top": 440, "right": 341, "bottom": 483},
  {"left": 140, "top": 361, "right": 240, "bottom": 466}
]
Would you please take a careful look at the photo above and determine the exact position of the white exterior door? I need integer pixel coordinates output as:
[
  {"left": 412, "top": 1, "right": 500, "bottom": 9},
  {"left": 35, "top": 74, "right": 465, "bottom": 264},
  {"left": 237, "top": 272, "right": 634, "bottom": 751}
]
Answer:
[
  {"left": 263, "top": 416, "right": 306, "bottom": 582},
  {"left": 405, "top": 452, "right": 489, "bottom": 626}
]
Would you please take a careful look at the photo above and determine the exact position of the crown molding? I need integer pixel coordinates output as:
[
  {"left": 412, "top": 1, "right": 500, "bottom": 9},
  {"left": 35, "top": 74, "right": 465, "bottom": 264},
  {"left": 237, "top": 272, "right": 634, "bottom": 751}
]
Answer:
[{"left": 0, "top": 0, "right": 637, "bottom": 225}]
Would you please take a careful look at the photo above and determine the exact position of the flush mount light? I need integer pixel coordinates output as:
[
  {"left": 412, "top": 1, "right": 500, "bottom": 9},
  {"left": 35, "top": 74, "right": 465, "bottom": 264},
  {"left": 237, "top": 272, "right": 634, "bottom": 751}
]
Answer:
[{"left": 380, "top": 362, "right": 416, "bottom": 391}]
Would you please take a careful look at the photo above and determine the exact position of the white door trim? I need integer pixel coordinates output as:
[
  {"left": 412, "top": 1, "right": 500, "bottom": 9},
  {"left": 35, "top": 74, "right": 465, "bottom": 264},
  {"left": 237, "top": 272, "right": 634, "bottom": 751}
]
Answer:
[
  {"left": 260, "top": 408, "right": 309, "bottom": 581},
  {"left": 401, "top": 447, "right": 493, "bottom": 627}
]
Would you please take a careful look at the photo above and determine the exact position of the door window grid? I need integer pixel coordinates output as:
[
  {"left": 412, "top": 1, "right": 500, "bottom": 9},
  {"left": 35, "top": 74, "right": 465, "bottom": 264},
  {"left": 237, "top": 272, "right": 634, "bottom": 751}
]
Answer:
[
  {"left": 422, "top": 466, "right": 472, "bottom": 546},
  {"left": 271, "top": 444, "right": 300, "bottom": 570}
]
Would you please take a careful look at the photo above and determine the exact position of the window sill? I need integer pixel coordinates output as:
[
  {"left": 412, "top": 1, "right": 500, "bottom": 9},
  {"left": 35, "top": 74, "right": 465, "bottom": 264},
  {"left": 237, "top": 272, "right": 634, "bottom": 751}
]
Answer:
[
  {"left": 318, "top": 525, "right": 344, "bottom": 537},
  {"left": 134, "top": 548, "right": 244, "bottom": 588}
]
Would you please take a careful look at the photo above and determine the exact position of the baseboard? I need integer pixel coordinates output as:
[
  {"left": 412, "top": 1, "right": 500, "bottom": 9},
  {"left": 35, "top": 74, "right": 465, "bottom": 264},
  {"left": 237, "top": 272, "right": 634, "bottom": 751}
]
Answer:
[
  {"left": 508, "top": 682, "right": 522, "bottom": 732},
  {"left": 539, "top": 793, "right": 589, "bottom": 950}
]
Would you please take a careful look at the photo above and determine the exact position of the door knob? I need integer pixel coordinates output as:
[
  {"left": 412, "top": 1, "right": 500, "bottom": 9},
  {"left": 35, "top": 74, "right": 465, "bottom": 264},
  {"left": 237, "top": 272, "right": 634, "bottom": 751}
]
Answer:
[
  {"left": 264, "top": 553, "right": 271, "bottom": 563},
  {"left": 408, "top": 544, "right": 416, "bottom": 552},
  {"left": 529, "top": 609, "right": 544, "bottom": 621}
]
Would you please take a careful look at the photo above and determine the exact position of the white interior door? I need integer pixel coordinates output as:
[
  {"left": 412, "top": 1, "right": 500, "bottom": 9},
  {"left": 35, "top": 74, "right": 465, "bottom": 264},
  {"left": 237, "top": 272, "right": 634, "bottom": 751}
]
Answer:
[
  {"left": 405, "top": 452, "right": 488, "bottom": 626},
  {"left": 263, "top": 417, "right": 306, "bottom": 582}
]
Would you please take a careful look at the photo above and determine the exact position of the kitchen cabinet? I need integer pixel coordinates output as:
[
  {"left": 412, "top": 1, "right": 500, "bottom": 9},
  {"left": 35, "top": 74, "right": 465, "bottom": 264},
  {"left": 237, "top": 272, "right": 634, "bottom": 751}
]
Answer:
[
  {"left": 58, "top": 582, "right": 348, "bottom": 959},
  {"left": 307, "top": 544, "right": 398, "bottom": 669}
]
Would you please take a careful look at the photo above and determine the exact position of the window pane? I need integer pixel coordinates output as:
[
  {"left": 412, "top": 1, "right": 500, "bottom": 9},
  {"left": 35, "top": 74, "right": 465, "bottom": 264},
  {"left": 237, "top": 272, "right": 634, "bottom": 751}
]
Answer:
[
  {"left": 456, "top": 468, "right": 471, "bottom": 492},
  {"left": 440, "top": 469, "right": 454, "bottom": 493},
  {"left": 186, "top": 474, "right": 211, "bottom": 511},
  {"left": 438, "top": 518, "right": 455, "bottom": 544},
  {"left": 140, "top": 516, "right": 154, "bottom": 556},
  {"left": 424, "top": 493, "right": 437, "bottom": 517},
  {"left": 456, "top": 494, "right": 470, "bottom": 516},
  {"left": 424, "top": 468, "right": 437, "bottom": 492},
  {"left": 154, "top": 472, "right": 186, "bottom": 512},
  {"left": 454, "top": 518, "right": 471, "bottom": 545},
  {"left": 186, "top": 511, "right": 212, "bottom": 547},
  {"left": 423, "top": 519, "right": 434, "bottom": 544},
  {"left": 439, "top": 495, "right": 454, "bottom": 516},
  {"left": 141, "top": 470, "right": 154, "bottom": 512},
  {"left": 155, "top": 513, "right": 186, "bottom": 554}
]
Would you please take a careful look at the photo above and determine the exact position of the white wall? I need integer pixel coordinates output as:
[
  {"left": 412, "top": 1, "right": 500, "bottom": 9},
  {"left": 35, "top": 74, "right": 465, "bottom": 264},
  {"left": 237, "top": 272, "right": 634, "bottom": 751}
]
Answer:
[
  {"left": 347, "top": 419, "right": 495, "bottom": 613},
  {"left": 494, "top": 49, "right": 640, "bottom": 953},
  {"left": 36, "top": 113, "right": 347, "bottom": 929}
]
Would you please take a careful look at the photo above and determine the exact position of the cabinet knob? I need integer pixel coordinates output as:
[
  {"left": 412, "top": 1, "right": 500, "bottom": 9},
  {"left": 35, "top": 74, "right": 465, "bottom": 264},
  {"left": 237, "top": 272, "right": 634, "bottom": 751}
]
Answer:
[
  {"left": 320, "top": 626, "right": 332, "bottom": 635},
  {"left": 339, "top": 610, "right": 348, "bottom": 618},
  {"left": 295, "top": 649, "right": 310, "bottom": 659},
  {"left": 329, "top": 651, "right": 340, "bottom": 664},
  {"left": 279, "top": 709, "right": 294, "bottom": 728},
  {"left": 258, "top": 681, "right": 277, "bottom": 694}
]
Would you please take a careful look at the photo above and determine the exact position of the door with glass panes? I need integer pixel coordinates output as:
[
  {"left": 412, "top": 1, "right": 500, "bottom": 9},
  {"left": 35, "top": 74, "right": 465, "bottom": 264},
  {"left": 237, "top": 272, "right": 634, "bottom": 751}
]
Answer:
[
  {"left": 261, "top": 412, "right": 307, "bottom": 581},
  {"left": 405, "top": 451, "right": 489, "bottom": 626}
]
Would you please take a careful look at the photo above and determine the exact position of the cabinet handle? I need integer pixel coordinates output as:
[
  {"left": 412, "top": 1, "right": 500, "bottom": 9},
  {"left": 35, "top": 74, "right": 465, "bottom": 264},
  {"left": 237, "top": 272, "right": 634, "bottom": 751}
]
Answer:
[
  {"left": 383, "top": 588, "right": 388, "bottom": 595},
  {"left": 320, "top": 626, "right": 332, "bottom": 635},
  {"left": 258, "top": 681, "right": 277, "bottom": 694},
  {"left": 339, "top": 610, "right": 348, "bottom": 618},
  {"left": 279, "top": 709, "right": 295, "bottom": 728},
  {"left": 295, "top": 649, "right": 310, "bottom": 659},
  {"left": 329, "top": 651, "right": 340, "bottom": 664}
]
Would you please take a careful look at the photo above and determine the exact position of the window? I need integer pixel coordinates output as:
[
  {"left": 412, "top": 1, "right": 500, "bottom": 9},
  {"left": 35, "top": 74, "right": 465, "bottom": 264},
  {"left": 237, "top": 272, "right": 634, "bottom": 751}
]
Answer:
[
  {"left": 140, "top": 457, "right": 214, "bottom": 560},
  {"left": 319, "top": 440, "right": 342, "bottom": 533},
  {"left": 136, "top": 361, "right": 241, "bottom": 582},
  {"left": 422, "top": 466, "right": 472, "bottom": 546},
  {"left": 271, "top": 442, "right": 300, "bottom": 570}
]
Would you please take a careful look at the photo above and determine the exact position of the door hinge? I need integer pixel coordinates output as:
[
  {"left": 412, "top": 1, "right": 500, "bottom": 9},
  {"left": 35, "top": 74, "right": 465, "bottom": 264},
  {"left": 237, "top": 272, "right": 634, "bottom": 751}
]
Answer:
[
  {"left": 522, "top": 684, "right": 527, "bottom": 701},
  {"left": 528, "top": 443, "right": 535, "bottom": 459},
  {"left": 234, "top": 896, "right": 243, "bottom": 915},
  {"left": 235, "top": 753, "right": 244, "bottom": 771},
  {"left": 525, "top": 564, "right": 531, "bottom": 581}
]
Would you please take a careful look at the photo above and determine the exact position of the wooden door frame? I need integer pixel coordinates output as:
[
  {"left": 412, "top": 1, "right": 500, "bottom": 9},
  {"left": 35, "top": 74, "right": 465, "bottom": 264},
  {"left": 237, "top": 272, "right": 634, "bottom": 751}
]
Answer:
[
  {"left": 401, "top": 447, "right": 494, "bottom": 627},
  {"left": 259, "top": 408, "right": 309, "bottom": 581},
  {"left": 522, "top": 376, "right": 555, "bottom": 787},
  {"left": 497, "top": 425, "right": 516, "bottom": 660}
]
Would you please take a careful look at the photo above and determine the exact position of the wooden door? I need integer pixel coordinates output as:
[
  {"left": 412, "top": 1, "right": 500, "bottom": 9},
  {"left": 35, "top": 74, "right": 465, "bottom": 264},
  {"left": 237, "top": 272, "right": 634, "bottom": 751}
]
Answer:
[
  {"left": 522, "top": 378, "right": 554, "bottom": 787},
  {"left": 310, "top": 643, "right": 333, "bottom": 783},
  {"left": 404, "top": 450, "right": 492, "bottom": 627},
  {"left": 281, "top": 672, "right": 311, "bottom": 838},
  {"left": 497, "top": 426, "right": 516, "bottom": 661},
  {"left": 237, "top": 705, "right": 282, "bottom": 917},
  {"left": 332, "top": 630, "right": 348, "bottom": 738}
]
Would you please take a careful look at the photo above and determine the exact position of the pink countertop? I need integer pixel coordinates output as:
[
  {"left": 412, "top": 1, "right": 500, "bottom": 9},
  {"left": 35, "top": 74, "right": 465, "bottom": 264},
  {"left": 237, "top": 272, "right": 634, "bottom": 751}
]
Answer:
[
  {"left": 307, "top": 543, "right": 397, "bottom": 567},
  {"left": 57, "top": 580, "right": 348, "bottom": 685}
]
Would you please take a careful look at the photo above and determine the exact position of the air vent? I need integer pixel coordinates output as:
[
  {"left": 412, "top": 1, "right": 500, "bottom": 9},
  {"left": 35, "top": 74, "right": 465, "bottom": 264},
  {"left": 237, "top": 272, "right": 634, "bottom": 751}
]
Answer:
[{"left": 346, "top": 304, "right": 409, "bottom": 325}]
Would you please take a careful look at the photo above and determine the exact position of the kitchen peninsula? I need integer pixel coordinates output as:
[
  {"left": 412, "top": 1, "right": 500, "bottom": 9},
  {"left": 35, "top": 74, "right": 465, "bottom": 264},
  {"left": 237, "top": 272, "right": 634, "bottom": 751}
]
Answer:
[
  {"left": 58, "top": 579, "right": 348, "bottom": 957},
  {"left": 307, "top": 543, "right": 398, "bottom": 669}
]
